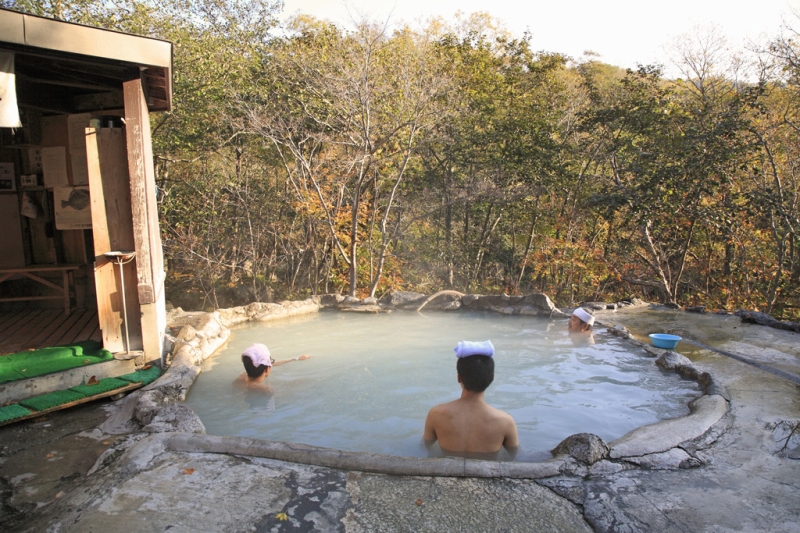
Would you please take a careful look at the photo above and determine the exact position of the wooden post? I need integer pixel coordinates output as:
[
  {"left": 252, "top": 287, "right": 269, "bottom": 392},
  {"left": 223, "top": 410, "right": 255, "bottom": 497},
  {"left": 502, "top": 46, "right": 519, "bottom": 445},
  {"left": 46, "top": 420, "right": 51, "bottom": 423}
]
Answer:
[
  {"left": 85, "top": 127, "right": 142, "bottom": 353},
  {"left": 123, "top": 79, "right": 166, "bottom": 362}
]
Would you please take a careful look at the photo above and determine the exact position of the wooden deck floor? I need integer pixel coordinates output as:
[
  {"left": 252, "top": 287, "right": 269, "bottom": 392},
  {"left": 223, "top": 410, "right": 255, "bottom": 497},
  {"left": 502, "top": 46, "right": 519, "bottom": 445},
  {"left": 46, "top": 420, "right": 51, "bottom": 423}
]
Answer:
[{"left": 0, "top": 309, "right": 101, "bottom": 355}]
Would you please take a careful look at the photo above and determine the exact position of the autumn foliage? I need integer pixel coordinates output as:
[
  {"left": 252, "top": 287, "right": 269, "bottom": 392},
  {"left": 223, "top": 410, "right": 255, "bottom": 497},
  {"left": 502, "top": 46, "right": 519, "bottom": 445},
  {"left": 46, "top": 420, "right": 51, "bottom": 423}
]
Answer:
[{"left": 8, "top": 2, "right": 798, "bottom": 318}]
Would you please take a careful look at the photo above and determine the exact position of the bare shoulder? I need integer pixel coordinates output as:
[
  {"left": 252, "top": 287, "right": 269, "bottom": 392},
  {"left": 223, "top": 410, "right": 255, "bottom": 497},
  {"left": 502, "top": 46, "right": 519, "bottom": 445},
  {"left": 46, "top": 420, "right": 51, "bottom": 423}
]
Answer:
[
  {"left": 486, "top": 403, "right": 513, "bottom": 418},
  {"left": 427, "top": 400, "right": 457, "bottom": 417},
  {"left": 486, "top": 404, "right": 517, "bottom": 427}
]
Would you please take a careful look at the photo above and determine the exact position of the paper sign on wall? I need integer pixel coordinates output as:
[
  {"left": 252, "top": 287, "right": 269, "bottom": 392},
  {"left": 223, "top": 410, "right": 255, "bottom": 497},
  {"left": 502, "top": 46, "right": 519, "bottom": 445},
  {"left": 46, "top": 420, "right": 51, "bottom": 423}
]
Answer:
[
  {"left": 28, "top": 148, "right": 42, "bottom": 174},
  {"left": 0, "top": 162, "right": 14, "bottom": 191},
  {"left": 54, "top": 186, "right": 92, "bottom": 229},
  {"left": 20, "top": 192, "right": 38, "bottom": 218},
  {"left": 42, "top": 146, "right": 69, "bottom": 188}
]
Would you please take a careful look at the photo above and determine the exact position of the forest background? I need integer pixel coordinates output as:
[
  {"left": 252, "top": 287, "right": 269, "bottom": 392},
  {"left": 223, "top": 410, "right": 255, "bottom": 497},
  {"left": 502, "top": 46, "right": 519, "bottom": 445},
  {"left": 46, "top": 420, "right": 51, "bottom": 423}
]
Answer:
[{"left": 4, "top": 0, "right": 800, "bottom": 319}]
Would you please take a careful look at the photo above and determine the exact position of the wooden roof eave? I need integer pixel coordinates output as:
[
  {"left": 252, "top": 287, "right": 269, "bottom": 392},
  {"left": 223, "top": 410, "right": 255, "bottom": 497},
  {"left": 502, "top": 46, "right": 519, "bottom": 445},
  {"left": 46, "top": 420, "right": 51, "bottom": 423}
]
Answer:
[{"left": 0, "top": 8, "right": 173, "bottom": 112}]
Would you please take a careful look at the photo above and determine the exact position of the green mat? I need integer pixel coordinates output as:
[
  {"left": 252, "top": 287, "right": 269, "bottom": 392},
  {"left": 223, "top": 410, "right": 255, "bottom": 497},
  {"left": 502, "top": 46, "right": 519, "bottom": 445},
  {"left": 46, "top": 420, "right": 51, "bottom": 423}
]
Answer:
[
  {"left": 117, "top": 365, "right": 162, "bottom": 385},
  {"left": 2, "top": 365, "right": 164, "bottom": 425},
  {"left": 19, "top": 389, "right": 87, "bottom": 411},
  {"left": 0, "top": 404, "right": 33, "bottom": 423},
  {"left": 70, "top": 377, "right": 131, "bottom": 396},
  {"left": 0, "top": 341, "right": 113, "bottom": 384}
]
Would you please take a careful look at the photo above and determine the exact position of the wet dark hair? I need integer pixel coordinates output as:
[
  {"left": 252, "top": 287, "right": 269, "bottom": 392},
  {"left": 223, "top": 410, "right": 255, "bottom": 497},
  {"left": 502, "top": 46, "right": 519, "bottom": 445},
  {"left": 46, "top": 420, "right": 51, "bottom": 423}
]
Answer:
[
  {"left": 242, "top": 355, "right": 269, "bottom": 379},
  {"left": 456, "top": 355, "right": 495, "bottom": 392}
]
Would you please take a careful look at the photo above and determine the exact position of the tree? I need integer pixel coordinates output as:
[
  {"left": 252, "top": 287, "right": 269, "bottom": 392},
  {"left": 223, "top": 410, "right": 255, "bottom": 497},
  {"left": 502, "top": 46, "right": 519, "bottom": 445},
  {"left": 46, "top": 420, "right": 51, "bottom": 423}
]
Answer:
[{"left": 245, "top": 17, "right": 448, "bottom": 297}]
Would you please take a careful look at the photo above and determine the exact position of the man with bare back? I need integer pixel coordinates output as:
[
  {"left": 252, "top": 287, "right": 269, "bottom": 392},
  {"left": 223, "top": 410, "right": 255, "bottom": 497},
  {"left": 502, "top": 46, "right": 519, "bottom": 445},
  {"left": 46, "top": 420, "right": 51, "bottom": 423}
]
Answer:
[{"left": 423, "top": 340, "right": 519, "bottom": 459}]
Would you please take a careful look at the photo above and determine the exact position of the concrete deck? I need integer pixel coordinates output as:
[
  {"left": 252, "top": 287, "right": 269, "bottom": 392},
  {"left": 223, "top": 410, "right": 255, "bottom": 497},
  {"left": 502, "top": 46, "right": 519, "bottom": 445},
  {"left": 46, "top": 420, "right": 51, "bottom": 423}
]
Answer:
[{"left": 1, "top": 305, "right": 798, "bottom": 532}]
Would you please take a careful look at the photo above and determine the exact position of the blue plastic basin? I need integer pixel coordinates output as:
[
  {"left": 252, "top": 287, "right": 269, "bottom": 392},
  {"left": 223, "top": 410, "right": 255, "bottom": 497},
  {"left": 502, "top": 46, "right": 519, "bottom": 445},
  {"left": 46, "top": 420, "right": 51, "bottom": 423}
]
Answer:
[{"left": 649, "top": 333, "right": 682, "bottom": 349}]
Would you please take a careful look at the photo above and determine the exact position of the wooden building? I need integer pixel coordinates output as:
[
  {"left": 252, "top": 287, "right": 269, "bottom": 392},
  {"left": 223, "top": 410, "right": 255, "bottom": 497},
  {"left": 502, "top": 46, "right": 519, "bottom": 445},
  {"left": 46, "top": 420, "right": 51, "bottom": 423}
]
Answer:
[{"left": 0, "top": 8, "right": 172, "bottom": 364}]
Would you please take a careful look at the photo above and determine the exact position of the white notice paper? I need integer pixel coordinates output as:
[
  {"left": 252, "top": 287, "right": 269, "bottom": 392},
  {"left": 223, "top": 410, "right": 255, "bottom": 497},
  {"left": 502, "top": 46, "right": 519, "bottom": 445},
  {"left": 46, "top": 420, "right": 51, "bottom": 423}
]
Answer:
[
  {"left": 54, "top": 186, "right": 92, "bottom": 229},
  {"left": 41, "top": 146, "right": 69, "bottom": 188},
  {"left": 28, "top": 148, "right": 42, "bottom": 173}
]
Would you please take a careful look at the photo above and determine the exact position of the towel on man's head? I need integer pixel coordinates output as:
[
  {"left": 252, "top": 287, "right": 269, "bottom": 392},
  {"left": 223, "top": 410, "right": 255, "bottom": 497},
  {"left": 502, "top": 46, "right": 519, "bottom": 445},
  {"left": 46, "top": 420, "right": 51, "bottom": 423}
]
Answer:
[
  {"left": 454, "top": 340, "right": 495, "bottom": 358},
  {"left": 572, "top": 307, "right": 595, "bottom": 326},
  {"left": 242, "top": 343, "right": 272, "bottom": 367}
]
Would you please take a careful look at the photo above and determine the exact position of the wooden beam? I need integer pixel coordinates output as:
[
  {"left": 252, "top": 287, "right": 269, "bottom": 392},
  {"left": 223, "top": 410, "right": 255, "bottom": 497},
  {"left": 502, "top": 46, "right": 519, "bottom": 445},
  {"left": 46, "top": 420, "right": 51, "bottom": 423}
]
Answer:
[
  {"left": 16, "top": 73, "right": 116, "bottom": 91},
  {"left": 123, "top": 80, "right": 156, "bottom": 305},
  {"left": 124, "top": 79, "right": 166, "bottom": 362},
  {"left": 74, "top": 91, "right": 124, "bottom": 112}
]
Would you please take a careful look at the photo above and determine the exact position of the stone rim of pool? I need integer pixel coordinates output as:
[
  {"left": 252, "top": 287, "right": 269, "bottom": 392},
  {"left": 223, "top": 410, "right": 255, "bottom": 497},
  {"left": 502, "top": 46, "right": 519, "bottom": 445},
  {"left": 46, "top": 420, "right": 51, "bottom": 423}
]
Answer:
[{"left": 143, "top": 293, "right": 730, "bottom": 475}]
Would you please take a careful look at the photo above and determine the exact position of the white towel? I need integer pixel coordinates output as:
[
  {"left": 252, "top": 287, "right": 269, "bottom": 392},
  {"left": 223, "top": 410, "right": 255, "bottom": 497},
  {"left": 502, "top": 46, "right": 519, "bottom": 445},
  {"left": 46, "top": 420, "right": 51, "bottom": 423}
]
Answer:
[
  {"left": 454, "top": 340, "right": 494, "bottom": 358},
  {"left": 242, "top": 343, "right": 272, "bottom": 367},
  {"left": 572, "top": 307, "right": 595, "bottom": 326},
  {"left": 0, "top": 52, "right": 21, "bottom": 128}
]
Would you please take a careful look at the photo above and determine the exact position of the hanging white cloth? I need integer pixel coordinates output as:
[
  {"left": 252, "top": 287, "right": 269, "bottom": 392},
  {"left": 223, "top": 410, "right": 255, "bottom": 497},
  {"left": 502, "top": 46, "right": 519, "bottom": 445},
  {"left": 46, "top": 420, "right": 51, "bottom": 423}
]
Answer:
[{"left": 0, "top": 51, "right": 22, "bottom": 128}]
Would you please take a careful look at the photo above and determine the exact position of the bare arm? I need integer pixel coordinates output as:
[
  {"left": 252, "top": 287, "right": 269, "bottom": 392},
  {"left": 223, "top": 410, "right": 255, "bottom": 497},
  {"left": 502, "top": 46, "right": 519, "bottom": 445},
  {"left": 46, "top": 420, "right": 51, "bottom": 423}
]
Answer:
[
  {"left": 422, "top": 409, "right": 438, "bottom": 448},
  {"left": 271, "top": 354, "right": 312, "bottom": 367},
  {"left": 503, "top": 417, "right": 520, "bottom": 459}
]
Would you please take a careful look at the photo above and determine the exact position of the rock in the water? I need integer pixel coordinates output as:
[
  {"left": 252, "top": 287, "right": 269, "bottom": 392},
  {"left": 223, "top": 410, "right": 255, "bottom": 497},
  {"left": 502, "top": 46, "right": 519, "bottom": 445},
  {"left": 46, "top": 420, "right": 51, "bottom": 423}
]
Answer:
[
  {"left": 520, "top": 293, "right": 557, "bottom": 313},
  {"left": 381, "top": 290, "right": 426, "bottom": 307},
  {"left": 339, "top": 305, "right": 387, "bottom": 313},
  {"left": 608, "top": 325, "right": 632, "bottom": 339},
  {"left": 441, "top": 300, "right": 461, "bottom": 311},
  {"left": 319, "top": 294, "right": 345, "bottom": 307},
  {"left": 618, "top": 297, "right": 647, "bottom": 307},
  {"left": 552, "top": 433, "right": 610, "bottom": 464},
  {"left": 583, "top": 302, "right": 617, "bottom": 311},
  {"left": 655, "top": 351, "right": 693, "bottom": 370},
  {"left": 461, "top": 294, "right": 480, "bottom": 306}
]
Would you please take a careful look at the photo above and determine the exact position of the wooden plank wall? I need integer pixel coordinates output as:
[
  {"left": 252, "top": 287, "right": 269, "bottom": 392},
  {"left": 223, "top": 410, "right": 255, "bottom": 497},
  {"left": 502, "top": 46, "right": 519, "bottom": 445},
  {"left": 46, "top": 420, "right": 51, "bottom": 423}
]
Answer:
[{"left": 85, "top": 127, "right": 142, "bottom": 353}]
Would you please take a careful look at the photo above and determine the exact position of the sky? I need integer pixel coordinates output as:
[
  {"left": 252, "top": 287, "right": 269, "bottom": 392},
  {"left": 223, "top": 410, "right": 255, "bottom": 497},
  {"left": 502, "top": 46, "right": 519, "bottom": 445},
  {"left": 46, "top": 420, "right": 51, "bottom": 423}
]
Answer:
[{"left": 279, "top": 0, "right": 800, "bottom": 71}]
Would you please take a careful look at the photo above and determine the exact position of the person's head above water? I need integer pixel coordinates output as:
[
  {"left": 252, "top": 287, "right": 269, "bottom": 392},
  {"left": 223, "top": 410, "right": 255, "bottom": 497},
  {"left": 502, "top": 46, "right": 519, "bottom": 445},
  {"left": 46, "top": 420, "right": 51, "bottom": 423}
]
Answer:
[
  {"left": 454, "top": 340, "right": 495, "bottom": 392},
  {"left": 242, "top": 343, "right": 273, "bottom": 379},
  {"left": 457, "top": 355, "right": 495, "bottom": 392},
  {"left": 569, "top": 307, "right": 595, "bottom": 332},
  {"left": 422, "top": 339, "right": 518, "bottom": 458}
]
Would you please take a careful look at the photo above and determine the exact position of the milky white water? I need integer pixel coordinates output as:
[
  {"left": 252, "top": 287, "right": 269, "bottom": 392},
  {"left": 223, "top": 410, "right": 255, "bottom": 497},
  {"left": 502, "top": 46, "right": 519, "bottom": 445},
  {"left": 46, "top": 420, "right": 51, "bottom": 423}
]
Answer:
[{"left": 185, "top": 311, "right": 700, "bottom": 462}]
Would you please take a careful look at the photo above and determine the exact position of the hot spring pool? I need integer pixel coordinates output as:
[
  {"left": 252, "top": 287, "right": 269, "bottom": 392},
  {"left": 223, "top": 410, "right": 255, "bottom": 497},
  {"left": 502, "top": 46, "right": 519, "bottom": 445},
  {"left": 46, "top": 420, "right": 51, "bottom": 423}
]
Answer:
[{"left": 185, "top": 311, "right": 700, "bottom": 462}]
